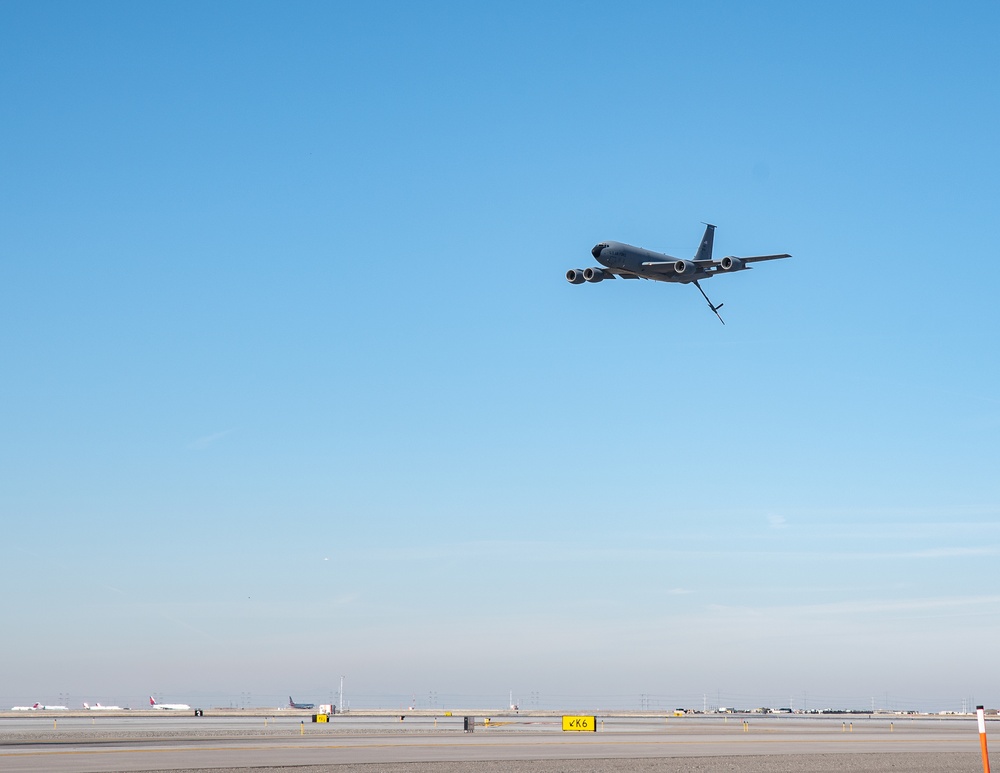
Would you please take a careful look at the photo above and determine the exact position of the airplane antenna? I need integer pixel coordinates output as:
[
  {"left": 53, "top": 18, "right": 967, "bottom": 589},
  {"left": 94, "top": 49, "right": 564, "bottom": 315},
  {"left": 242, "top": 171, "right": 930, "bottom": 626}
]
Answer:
[{"left": 693, "top": 280, "right": 725, "bottom": 325}]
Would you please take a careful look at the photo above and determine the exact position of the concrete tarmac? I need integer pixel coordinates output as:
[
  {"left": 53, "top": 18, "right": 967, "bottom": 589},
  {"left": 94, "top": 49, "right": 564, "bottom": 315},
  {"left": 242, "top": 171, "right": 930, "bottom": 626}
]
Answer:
[{"left": 1, "top": 714, "right": 995, "bottom": 773}]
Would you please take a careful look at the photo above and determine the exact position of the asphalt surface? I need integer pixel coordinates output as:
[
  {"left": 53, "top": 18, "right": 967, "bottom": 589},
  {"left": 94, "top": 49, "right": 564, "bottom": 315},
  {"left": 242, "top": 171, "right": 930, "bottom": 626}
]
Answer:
[{"left": 1, "top": 713, "right": 995, "bottom": 773}]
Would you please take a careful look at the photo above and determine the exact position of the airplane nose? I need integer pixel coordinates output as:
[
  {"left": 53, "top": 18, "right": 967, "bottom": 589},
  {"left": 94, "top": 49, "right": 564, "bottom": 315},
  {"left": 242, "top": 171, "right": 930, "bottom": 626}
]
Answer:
[{"left": 592, "top": 243, "right": 607, "bottom": 260}]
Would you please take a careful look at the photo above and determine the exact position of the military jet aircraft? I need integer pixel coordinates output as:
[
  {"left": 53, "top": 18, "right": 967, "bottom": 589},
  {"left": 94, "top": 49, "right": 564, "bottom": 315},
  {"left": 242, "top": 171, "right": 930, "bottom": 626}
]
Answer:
[{"left": 566, "top": 224, "right": 790, "bottom": 324}]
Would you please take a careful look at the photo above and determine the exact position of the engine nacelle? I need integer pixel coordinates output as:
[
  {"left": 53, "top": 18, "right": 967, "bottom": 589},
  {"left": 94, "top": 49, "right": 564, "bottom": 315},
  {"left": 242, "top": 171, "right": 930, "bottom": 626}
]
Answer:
[
  {"left": 566, "top": 269, "right": 586, "bottom": 284},
  {"left": 673, "top": 259, "right": 697, "bottom": 276},
  {"left": 719, "top": 256, "right": 744, "bottom": 271},
  {"left": 583, "top": 267, "right": 607, "bottom": 283}
]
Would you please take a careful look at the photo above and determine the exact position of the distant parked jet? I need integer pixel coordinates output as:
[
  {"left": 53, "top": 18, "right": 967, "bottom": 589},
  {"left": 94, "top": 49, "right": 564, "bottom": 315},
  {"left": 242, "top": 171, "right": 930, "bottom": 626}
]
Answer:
[
  {"left": 566, "top": 223, "right": 791, "bottom": 324},
  {"left": 84, "top": 702, "right": 123, "bottom": 710},
  {"left": 288, "top": 696, "right": 315, "bottom": 710},
  {"left": 149, "top": 695, "right": 191, "bottom": 710}
]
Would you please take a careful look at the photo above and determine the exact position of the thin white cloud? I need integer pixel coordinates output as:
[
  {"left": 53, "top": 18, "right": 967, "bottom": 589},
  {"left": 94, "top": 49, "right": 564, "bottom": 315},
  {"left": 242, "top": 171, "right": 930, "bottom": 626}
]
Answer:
[
  {"left": 351, "top": 539, "right": 1000, "bottom": 563},
  {"left": 876, "top": 546, "right": 1000, "bottom": 559},
  {"left": 707, "top": 594, "right": 1000, "bottom": 619},
  {"left": 188, "top": 428, "right": 236, "bottom": 449}
]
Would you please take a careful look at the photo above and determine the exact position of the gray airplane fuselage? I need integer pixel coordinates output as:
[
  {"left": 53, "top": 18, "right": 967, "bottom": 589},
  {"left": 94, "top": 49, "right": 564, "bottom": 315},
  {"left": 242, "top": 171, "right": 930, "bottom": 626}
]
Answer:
[{"left": 592, "top": 241, "right": 703, "bottom": 283}]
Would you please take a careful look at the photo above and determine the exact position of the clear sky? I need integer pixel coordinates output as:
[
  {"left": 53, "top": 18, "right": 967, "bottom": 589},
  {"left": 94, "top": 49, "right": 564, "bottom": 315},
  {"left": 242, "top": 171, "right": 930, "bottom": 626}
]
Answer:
[{"left": 2, "top": 1, "right": 998, "bottom": 713}]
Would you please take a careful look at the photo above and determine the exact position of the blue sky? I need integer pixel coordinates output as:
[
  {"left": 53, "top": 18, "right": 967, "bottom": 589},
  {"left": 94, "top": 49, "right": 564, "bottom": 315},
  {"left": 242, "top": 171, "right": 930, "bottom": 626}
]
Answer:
[{"left": 2, "top": 1, "right": 998, "bottom": 712}]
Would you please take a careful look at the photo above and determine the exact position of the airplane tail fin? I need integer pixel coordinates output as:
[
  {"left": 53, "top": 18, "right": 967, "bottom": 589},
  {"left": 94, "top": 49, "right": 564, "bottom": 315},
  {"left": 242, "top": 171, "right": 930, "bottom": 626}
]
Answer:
[
  {"left": 83, "top": 703, "right": 90, "bottom": 709},
  {"left": 149, "top": 696, "right": 156, "bottom": 706},
  {"left": 694, "top": 223, "right": 715, "bottom": 262}
]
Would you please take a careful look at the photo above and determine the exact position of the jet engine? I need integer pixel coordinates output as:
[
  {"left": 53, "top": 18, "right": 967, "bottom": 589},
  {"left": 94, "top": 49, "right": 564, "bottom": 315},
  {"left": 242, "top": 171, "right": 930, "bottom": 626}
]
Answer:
[
  {"left": 720, "top": 256, "right": 744, "bottom": 271},
  {"left": 566, "top": 269, "right": 586, "bottom": 284},
  {"left": 673, "top": 259, "right": 697, "bottom": 276},
  {"left": 583, "top": 267, "right": 608, "bottom": 283}
]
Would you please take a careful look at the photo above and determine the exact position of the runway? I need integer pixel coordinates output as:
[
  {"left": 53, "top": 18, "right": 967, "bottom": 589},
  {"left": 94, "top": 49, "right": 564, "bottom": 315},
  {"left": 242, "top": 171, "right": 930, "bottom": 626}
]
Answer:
[{"left": 1, "top": 713, "right": 994, "bottom": 773}]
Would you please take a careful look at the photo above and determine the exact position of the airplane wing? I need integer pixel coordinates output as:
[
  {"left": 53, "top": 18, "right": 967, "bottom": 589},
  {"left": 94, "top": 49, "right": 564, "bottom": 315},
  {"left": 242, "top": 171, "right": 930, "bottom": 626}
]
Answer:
[
  {"left": 726, "top": 253, "right": 791, "bottom": 263},
  {"left": 643, "top": 255, "right": 790, "bottom": 271},
  {"left": 638, "top": 262, "right": 675, "bottom": 273},
  {"left": 640, "top": 254, "right": 791, "bottom": 279}
]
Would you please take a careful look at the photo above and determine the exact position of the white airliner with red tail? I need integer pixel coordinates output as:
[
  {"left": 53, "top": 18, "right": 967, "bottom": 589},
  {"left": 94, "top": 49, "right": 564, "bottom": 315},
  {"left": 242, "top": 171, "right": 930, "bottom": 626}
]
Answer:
[{"left": 149, "top": 695, "right": 191, "bottom": 710}]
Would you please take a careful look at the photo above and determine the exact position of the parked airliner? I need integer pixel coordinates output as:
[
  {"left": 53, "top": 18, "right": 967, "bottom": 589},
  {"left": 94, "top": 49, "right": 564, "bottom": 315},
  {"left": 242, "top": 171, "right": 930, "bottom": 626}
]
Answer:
[{"left": 149, "top": 696, "right": 191, "bottom": 710}]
